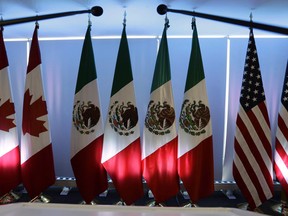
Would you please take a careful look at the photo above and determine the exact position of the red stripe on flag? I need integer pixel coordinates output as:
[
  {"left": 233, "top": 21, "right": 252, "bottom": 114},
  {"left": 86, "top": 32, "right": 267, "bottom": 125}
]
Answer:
[
  {"left": 236, "top": 112, "right": 273, "bottom": 191},
  {"left": 21, "top": 144, "right": 55, "bottom": 198},
  {"left": 234, "top": 139, "right": 267, "bottom": 203},
  {"left": 274, "top": 164, "right": 288, "bottom": 194},
  {"left": 278, "top": 115, "right": 288, "bottom": 142},
  {"left": 274, "top": 114, "right": 288, "bottom": 195},
  {"left": 275, "top": 139, "right": 288, "bottom": 162},
  {"left": 251, "top": 102, "right": 273, "bottom": 158},
  {"left": 103, "top": 138, "right": 143, "bottom": 205},
  {"left": 142, "top": 137, "right": 179, "bottom": 203},
  {"left": 178, "top": 136, "right": 214, "bottom": 202},
  {"left": 274, "top": 151, "right": 288, "bottom": 194},
  {"left": 71, "top": 135, "right": 108, "bottom": 203},
  {"left": 258, "top": 102, "right": 270, "bottom": 127},
  {"left": 233, "top": 161, "right": 257, "bottom": 209},
  {"left": 0, "top": 146, "right": 21, "bottom": 196}
]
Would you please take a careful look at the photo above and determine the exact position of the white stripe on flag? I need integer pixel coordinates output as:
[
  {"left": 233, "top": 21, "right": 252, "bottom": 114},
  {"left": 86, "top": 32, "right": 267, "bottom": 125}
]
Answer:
[
  {"left": 276, "top": 124, "right": 288, "bottom": 157},
  {"left": 278, "top": 105, "right": 288, "bottom": 156},
  {"left": 235, "top": 125, "right": 272, "bottom": 198},
  {"left": 275, "top": 150, "right": 288, "bottom": 184},
  {"left": 234, "top": 153, "right": 261, "bottom": 206},
  {"left": 239, "top": 106, "right": 272, "bottom": 174}
]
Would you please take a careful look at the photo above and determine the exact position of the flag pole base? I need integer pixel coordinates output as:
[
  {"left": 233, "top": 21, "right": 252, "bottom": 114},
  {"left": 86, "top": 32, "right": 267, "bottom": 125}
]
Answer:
[
  {"left": 221, "top": 189, "right": 236, "bottom": 199},
  {"left": 147, "top": 200, "right": 165, "bottom": 207},
  {"left": 182, "top": 202, "right": 199, "bottom": 208},
  {"left": 0, "top": 191, "right": 21, "bottom": 204},
  {"left": 237, "top": 202, "right": 264, "bottom": 214},
  {"left": 236, "top": 202, "right": 249, "bottom": 210},
  {"left": 30, "top": 194, "right": 51, "bottom": 203},
  {"left": 114, "top": 200, "right": 127, "bottom": 206},
  {"left": 271, "top": 189, "right": 288, "bottom": 215},
  {"left": 271, "top": 200, "right": 288, "bottom": 215},
  {"left": 9, "top": 191, "right": 21, "bottom": 201},
  {"left": 79, "top": 200, "right": 98, "bottom": 205}
]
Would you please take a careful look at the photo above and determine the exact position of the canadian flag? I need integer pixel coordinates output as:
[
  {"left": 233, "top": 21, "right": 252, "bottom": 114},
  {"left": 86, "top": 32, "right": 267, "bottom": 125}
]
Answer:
[
  {"left": 21, "top": 24, "right": 55, "bottom": 199},
  {"left": 0, "top": 27, "right": 21, "bottom": 197}
]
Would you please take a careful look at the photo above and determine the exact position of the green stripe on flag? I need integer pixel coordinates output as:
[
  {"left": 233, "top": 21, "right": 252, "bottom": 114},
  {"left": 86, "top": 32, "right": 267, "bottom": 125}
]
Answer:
[
  {"left": 184, "top": 23, "right": 205, "bottom": 92},
  {"left": 75, "top": 25, "right": 97, "bottom": 94},
  {"left": 110, "top": 25, "right": 133, "bottom": 96},
  {"left": 151, "top": 25, "right": 171, "bottom": 93}
]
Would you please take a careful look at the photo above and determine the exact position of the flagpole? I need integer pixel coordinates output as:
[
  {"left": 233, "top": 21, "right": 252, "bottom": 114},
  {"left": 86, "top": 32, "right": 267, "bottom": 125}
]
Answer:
[
  {"left": 157, "top": 4, "right": 288, "bottom": 35},
  {"left": 0, "top": 6, "right": 103, "bottom": 27}
]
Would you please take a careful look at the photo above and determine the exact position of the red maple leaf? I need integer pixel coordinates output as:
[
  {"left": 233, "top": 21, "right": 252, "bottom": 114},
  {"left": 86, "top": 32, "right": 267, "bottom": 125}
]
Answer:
[
  {"left": 0, "top": 99, "right": 16, "bottom": 132},
  {"left": 22, "top": 90, "right": 48, "bottom": 137}
]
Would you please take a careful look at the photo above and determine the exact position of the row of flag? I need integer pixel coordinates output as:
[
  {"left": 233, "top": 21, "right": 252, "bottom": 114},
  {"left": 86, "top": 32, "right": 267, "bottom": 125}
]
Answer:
[
  {"left": 0, "top": 23, "right": 55, "bottom": 201},
  {"left": 233, "top": 28, "right": 288, "bottom": 209},
  {"left": 0, "top": 19, "right": 287, "bottom": 210},
  {"left": 72, "top": 19, "right": 215, "bottom": 205}
]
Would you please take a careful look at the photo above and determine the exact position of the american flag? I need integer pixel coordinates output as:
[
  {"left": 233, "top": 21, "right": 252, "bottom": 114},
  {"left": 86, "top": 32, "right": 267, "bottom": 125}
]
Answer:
[
  {"left": 274, "top": 61, "right": 288, "bottom": 195},
  {"left": 232, "top": 28, "right": 273, "bottom": 209}
]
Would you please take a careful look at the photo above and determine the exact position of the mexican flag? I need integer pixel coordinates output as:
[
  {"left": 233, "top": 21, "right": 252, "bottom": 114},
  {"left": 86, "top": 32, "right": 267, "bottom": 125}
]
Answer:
[
  {"left": 0, "top": 27, "right": 21, "bottom": 197},
  {"left": 102, "top": 24, "right": 143, "bottom": 205},
  {"left": 21, "top": 24, "right": 55, "bottom": 199},
  {"left": 70, "top": 25, "right": 108, "bottom": 203},
  {"left": 177, "top": 20, "right": 214, "bottom": 202},
  {"left": 142, "top": 23, "right": 179, "bottom": 203}
]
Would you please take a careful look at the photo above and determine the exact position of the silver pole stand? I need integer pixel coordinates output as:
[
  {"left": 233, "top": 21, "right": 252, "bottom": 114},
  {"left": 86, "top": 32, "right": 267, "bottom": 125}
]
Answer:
[
  {"left": 272, "top": 189, "right": 288, "bottom": 215},
  {"left": 0, "top": 190, "right": 20, "bottom": 204},
  {"left": 29, "top": 193, "right": 51, "bottom": 203},
  {"left": 79, "top": 200, "right": 98, "bottom": 205},
  {"left": 115, "top": 200, "right": 127, "bottom": 206}
]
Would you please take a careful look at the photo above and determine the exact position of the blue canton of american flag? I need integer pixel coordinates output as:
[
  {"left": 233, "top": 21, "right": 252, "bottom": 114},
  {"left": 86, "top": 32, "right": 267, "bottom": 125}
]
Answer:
[
  {"left": 240, "top": 31, "right": 265, "bottom": 111},
  {"left": 280, "top": 63, "right": 288, "bottom": 107},
  {"left": 233, "top": 28, "right": 273, "bottom": 210}
]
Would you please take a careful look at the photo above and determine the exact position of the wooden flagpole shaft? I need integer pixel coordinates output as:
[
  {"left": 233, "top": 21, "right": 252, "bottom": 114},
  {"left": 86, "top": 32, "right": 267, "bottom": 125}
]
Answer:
[
  {"left": 157, "top": 4, "right": 288, "bottom": 35},
  {"left": 0, "top": 6, "right": 103, "bottom": 27}
]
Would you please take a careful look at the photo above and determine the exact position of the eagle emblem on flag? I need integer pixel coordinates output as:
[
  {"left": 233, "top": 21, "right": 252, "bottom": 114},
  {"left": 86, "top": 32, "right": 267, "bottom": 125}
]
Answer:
[
  {"left": 72, "top": 100, "right": 100, "bottom": 134},
  {"left": 108, "top": 101, "right": 138, "bottom": 136},
  {"left": 145, "top": 100, "right": 175, "bottom": 135},
  {"left": 179, "top": 99, "right": 210, "bottom": 136}
]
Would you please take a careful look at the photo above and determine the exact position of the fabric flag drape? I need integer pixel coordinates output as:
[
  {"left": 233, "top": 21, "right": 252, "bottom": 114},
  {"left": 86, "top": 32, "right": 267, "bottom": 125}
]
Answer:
[
  {"left": 0, "top": 27, "right": 21, "bottom": 197},
  {"left": 102, "top": 24, "right": 143, "bottom": 205},
  {"left": 232, "top": 28, "right": 273, "bottom": 209},
  {"left": 70, "top": 25, "right": 108, "bottom": 203},
  {"left": 142, "top": 22, "right": 179, "bottom": 203},
  {"left": 177, "top": 20, "right": 214, "bottom": 202},
  {"left": 21, "top": 24, "right": 55, "bottom": 199},
  {"left": 274, "top": 61, "right": 288, "bottom": 196}
]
